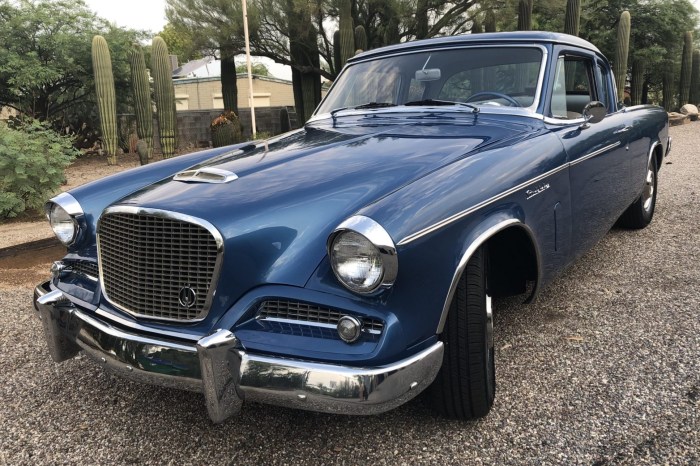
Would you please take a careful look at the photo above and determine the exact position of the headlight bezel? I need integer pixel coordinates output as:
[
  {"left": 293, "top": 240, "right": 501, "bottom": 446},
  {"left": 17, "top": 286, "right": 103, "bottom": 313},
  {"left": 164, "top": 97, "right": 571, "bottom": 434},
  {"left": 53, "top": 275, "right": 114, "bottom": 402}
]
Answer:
[
  {"left": 45, "top": 192, "right": 84, "bottom": 247},
  {"left": 327, "top": 215, "right": 398, "bottom": 295}
]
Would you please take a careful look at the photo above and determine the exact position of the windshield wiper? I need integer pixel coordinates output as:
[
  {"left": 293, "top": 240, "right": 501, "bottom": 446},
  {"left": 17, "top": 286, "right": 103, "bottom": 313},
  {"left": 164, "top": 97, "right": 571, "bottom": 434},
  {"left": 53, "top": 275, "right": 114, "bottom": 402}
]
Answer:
[
  {"left": 329, "top": 102, "right": 398, "bottom": 124},
  {"left": 404, "top": 99, "right": 479, "bottom": 114},
  {"left": 330, "top": 102, "right": 397, "bottom": 116}
]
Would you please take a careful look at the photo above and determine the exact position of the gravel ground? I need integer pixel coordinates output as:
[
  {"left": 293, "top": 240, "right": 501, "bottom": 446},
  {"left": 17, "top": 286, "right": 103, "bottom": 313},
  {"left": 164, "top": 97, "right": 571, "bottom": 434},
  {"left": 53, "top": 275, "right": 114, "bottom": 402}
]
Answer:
[{"left": 1, "top": 124, "right": 699, "bottom": 465}]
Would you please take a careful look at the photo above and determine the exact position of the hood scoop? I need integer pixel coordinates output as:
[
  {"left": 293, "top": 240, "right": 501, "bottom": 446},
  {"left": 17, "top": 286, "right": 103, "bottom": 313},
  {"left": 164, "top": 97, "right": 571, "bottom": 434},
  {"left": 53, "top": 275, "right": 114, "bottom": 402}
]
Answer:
[{"left": 173, "top": 167, "right": 238, "bottom": 184}]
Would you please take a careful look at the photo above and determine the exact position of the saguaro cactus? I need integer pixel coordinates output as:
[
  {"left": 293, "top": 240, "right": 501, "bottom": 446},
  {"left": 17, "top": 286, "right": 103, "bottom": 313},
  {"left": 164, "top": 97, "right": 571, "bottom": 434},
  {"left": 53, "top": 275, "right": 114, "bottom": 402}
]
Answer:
[
  {"left": 333, "top": 30, "right": 342, "bottom": 75},
  {"left": 679, "top": 31, "right": 693, "bottom": 107},
  {"left": 518, "top": 0, "right": 533, "bottom": 31},
  {"left": 339, "top": 0, "right": 354, "bottom": 66},
  {"left": 91, "top": 35, "right": 118, "bottom": 165},
  {"left": 484, "top": 10, "right": 496, "bottom": 33},
  {"left": 614, "top": 11, "right": 631, "bottom": 101},
  {"left": 354, "top": 25, "right": 367, "bottom": 53},
  {"left": 690, "top": 50, "right": 700, "bottom": 105},
  {"left": 279, "top": 107, "right": 291, "bottom": 133},
  {"left": 151, "top": 36, "right": 177, "bottom": 158},
  {"left": 128, "top": 44, "right": 153, "bottom": 163},
  {"left": 631, "top": 58, "right": 645, "bottom": 106},
  {"left": 662, "top": 64, "right": 674, "bottom": 111},
  {"left": 564, "top": 0, "right": 581, "bottom": 36}
]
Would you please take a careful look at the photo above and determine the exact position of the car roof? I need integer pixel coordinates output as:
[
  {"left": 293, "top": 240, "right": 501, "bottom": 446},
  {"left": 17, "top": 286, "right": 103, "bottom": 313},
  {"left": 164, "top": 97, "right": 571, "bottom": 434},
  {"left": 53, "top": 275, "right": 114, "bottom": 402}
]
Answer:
[{"left": 349, "top": 31, "right": 602, "bottom": 62}]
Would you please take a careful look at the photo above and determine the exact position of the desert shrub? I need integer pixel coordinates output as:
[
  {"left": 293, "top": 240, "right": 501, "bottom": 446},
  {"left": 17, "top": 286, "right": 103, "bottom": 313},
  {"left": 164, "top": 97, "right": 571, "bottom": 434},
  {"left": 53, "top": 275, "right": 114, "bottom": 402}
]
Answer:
[{"left": 0, "top": 121, "right": 78, "bottom": 219}]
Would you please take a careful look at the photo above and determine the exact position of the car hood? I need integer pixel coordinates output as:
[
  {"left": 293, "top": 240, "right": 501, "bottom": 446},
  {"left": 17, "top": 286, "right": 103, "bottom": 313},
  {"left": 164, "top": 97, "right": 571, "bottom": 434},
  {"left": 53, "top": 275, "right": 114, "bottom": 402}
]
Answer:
[{"left": 111, "top": 118, "right": 529, "bottom": 310}]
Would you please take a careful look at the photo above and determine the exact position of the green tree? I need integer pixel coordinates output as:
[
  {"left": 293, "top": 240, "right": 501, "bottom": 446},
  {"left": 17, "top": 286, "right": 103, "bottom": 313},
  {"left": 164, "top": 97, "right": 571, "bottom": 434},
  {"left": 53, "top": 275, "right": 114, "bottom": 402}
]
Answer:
[
  {"left": 166, "top": 0, "right": 258, "bottom": 114},
  {"left": 236, "top": 62, "right": 270, "bottom": 76},
  {"left": 158, "top": 23, "right": 201, "bottom": 63},
  {"left": 0, "top": 0, "right": 144, "bottom": 132}
]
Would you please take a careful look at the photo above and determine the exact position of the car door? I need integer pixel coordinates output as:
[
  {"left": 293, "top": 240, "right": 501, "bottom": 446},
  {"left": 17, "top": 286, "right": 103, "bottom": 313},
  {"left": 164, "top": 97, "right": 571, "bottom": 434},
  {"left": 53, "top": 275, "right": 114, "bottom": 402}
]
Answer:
[{"left": 546, "top": 52, "right": 631, "bottom": 259}]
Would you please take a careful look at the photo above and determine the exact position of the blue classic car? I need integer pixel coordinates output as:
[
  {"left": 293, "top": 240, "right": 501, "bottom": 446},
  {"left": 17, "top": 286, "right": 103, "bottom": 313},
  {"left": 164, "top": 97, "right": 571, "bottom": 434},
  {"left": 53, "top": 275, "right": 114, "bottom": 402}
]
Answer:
[{"left": 34, "top": 32, "right": 670, "bottom": 422}]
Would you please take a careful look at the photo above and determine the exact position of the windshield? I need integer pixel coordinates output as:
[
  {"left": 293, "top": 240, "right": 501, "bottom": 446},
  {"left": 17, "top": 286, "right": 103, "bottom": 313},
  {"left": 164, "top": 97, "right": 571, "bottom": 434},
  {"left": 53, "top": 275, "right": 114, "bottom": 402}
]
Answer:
[{"left": 316, "top": 47, "right": 544, "bottom": 114}]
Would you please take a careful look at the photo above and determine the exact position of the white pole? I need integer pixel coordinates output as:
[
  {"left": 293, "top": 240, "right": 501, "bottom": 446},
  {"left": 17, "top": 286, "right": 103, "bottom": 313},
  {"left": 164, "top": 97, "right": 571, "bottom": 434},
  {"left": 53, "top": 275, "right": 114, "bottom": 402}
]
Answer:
[{"left": 242, "top": 0, "right": 256, "bottom": 138}]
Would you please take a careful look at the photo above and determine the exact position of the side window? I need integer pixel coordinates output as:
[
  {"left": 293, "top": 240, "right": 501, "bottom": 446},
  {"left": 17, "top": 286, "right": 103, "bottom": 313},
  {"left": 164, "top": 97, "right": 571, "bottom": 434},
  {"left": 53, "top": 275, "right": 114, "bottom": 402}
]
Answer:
[{"left": 550, "top": 55, "right": 596, "bottom": 119}]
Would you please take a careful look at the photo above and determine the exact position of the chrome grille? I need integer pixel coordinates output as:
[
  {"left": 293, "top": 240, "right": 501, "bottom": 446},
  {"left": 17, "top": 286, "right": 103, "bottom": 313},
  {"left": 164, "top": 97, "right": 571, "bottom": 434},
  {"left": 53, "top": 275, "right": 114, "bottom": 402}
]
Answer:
[
  {"left": 257, "top": 300, "right": 384, "bottom": 335},
  {"left": 97, "top": 210, "right": 221, "bottom": 321},
  {"left": 65, "top": 259, "right": 99, "bottom": 279}
]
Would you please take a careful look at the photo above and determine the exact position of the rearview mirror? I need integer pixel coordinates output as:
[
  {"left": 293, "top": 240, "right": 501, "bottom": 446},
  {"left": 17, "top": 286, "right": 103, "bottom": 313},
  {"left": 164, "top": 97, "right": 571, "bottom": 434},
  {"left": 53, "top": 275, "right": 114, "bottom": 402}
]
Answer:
[
  {"left": 415, "top": 68, "right": 441, "bottom": 81},
  {"left": 581, "top": 101, "right": 606, "bottom": 128}
]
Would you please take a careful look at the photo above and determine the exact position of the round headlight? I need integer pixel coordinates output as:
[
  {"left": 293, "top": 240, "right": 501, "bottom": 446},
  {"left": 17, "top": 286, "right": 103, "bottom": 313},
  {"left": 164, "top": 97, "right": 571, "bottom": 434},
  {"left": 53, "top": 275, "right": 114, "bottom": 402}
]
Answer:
[
  {"left": 330, "top": 231, "right": 384, "bottom": 293},
  {"left": 48, "top": 203, "right": 77, "bottom": 245}
]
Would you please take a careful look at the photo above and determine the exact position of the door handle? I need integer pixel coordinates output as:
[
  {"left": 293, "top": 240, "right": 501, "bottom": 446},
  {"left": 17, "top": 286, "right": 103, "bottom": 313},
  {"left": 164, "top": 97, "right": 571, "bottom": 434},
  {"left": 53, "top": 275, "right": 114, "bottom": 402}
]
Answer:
[{"left": 614, "top": 126, "right": 631, "bottom": 134}]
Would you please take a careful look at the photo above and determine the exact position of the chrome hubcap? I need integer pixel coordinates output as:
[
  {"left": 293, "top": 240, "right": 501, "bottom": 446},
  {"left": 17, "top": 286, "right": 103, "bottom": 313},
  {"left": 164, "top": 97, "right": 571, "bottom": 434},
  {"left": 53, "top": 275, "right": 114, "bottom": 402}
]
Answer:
[{"left": 642, "top": 163, "right": 655, "bottom": 212}]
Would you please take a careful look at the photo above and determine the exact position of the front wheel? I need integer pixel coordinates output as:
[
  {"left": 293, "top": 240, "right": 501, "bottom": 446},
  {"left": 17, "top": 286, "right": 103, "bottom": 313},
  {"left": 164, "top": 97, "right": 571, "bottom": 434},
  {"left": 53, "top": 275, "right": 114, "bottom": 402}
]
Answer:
[
  {"left": 618, "top": 155, "right": 658, "bottom": 229},
  {"left": 430, "top": 246, "right": 495, "bottom": 419}
]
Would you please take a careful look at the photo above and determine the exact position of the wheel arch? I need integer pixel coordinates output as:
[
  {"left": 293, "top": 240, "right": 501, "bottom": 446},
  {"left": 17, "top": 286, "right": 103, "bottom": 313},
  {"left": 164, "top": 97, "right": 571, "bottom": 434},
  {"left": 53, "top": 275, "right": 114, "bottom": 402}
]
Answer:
[{"left": 436, "top": 216, "right": 541, "bottom": 334}]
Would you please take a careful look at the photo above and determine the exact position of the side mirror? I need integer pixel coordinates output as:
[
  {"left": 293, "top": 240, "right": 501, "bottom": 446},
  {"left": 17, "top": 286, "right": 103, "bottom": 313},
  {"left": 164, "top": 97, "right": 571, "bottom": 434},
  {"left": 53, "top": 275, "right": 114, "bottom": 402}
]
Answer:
[{"left": 580, "top": 101, "right": 606, "bottom": 128}]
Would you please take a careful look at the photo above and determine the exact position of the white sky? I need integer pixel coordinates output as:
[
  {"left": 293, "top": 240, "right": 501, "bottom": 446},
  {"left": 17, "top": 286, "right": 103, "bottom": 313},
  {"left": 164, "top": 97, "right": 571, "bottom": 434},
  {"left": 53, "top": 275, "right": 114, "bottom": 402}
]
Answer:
[{"left": 83, "top": 0, "right": 293, "bottom": 80}]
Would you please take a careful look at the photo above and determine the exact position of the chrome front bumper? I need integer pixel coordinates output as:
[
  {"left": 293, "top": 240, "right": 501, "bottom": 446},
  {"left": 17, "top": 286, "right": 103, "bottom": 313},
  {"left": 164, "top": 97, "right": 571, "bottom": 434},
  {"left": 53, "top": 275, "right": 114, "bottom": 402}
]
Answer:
[{"left": 34, "top": 282, "right": 443, "bottom": 423}]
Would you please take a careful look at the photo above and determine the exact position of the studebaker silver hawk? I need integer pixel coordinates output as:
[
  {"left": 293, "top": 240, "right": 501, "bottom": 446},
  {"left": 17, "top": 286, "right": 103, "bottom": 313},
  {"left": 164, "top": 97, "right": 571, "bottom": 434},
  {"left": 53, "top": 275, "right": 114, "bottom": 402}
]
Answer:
[{"left": 35, "top": 32, "right": 669, "bottom": 422}]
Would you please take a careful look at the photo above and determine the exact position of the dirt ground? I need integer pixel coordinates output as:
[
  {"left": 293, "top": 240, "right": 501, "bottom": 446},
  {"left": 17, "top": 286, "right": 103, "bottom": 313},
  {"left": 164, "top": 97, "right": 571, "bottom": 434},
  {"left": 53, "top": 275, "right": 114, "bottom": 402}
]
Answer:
[
  {"left": 0, "top": 244, "right": 65, "bottom": 290},
  {"left": 0, "top": 152, "right": 160, "bottom": 249}
]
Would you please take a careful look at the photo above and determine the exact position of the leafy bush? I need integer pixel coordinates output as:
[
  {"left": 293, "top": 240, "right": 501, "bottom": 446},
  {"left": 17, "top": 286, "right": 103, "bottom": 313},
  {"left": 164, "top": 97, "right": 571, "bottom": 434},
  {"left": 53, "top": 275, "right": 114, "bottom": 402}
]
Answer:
[{"left": 0, "top": 121, "right": 78, "bottom": 219}]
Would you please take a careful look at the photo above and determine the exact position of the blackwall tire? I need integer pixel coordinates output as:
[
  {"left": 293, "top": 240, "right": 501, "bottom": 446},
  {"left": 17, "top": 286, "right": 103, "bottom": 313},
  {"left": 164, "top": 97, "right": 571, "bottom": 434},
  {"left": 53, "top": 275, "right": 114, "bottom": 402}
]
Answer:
[{"left": 430, "top": 246, "right": 495, "bottom": 419}]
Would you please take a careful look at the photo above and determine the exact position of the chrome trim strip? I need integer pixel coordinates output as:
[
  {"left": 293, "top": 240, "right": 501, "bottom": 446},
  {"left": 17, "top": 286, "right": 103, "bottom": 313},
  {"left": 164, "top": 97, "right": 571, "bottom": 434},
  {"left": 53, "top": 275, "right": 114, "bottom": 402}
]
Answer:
[
  {"left": 311, "top": 44, "right": 549, "bottom": 121},
  {"left": 259, "top": 316, "right": 338, "bottom": 330},
  {"left": 398, "top": 141, "right": 622, "bottom": 246},
  {"left": 569, "top": 141, "right": 621, "bottom": 167},
  {"left": 436, "top": 219, "right": 520, "bottom": 333},
  {"left": 397, "top": 163, "right": 569, "bottom": 246},
  {"left": 257, "top": 316, "right": 383, "bottom": 335},
  {"left": 96, "top": 206, "right": 225, "bottom": 323},
  {"left": 94, "top": 308, "right": 202, "bottom": 342},
  {"left": 174, "top": 167, "right": 238, "bottom": 184},
  {"left": 327, "top": 215, "right": 398, "bottom": 294}
]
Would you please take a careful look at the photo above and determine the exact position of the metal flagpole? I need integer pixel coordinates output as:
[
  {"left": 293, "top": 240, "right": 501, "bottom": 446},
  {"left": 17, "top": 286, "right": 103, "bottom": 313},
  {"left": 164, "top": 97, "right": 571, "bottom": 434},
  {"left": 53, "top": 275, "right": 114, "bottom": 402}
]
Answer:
[{"left": 242, "top": 0, "right": 256, "bottom": 138}]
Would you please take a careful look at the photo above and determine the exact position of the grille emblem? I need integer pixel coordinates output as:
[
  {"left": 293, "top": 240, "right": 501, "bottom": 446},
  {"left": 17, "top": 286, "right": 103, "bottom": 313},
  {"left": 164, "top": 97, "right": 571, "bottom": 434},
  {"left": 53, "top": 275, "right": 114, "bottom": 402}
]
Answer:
[{"left": 178, "top": 286, "right": 197, "bottom": 308}]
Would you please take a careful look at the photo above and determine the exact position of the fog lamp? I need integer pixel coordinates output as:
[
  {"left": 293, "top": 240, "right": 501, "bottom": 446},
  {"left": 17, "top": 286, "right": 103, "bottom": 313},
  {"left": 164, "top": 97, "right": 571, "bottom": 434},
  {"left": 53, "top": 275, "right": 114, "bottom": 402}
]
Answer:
[{"left": 337, "top": 315, "right": 362, "bottom": 343}]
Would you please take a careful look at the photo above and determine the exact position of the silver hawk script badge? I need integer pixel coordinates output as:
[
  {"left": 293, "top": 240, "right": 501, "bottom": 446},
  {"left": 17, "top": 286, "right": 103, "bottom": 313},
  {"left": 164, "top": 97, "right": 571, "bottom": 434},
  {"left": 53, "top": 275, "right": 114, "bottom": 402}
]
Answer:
[{"left": 178, "top": 286, "right": 197, "bottom": 308}]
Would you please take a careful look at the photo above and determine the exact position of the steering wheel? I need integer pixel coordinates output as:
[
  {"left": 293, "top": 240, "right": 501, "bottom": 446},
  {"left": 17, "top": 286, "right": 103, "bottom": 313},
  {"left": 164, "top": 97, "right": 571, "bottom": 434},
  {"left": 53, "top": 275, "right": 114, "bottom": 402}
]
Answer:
[{"left": 465, "top": 91, "right": 520, "bottom": 107}]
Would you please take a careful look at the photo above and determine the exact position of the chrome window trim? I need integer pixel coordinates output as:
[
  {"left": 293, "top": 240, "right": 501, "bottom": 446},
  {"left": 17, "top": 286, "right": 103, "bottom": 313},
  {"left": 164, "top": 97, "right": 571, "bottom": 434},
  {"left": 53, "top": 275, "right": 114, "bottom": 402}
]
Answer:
[
  {"left": 96, "top": 206, "right": 225, "bottom": 323},
  {"left": 311, "top": 44, "right": 549, "bottom": 120},
  {"left": 327, "top": 215, "right": 399, "bottom": 294}
]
